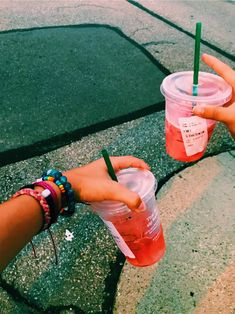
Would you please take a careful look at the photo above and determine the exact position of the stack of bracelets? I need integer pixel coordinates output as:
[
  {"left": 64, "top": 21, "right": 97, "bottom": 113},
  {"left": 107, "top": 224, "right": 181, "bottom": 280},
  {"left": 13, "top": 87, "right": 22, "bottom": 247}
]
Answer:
[{"left": 11, "top": 169, "right": 76, "bottom": 264}]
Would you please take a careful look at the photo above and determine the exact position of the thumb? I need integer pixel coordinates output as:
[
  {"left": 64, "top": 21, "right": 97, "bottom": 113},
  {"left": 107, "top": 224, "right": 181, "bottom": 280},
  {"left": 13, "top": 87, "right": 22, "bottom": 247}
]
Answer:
[
  {"left": 108, "top": 181, "right": 145, "bottom": 212},
  {"left": 193, "top": 105, "right": 229, "bottom": 123}
]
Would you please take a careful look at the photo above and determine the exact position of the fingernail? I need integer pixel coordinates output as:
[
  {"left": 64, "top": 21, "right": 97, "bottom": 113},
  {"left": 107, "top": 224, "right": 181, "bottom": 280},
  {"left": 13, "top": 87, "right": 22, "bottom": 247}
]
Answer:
[
  {"left": 193, "top": 106, "right": 205, "bottom": 115},
  {"left": 136, "top": 202, "right": 146, "bottom": 212}
]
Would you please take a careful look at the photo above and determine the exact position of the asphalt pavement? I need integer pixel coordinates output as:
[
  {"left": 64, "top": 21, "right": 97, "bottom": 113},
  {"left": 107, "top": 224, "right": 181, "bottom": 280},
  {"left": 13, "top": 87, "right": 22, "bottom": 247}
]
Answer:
[{"left": 0, "top": 1, "right": 234, "bottom": 313}]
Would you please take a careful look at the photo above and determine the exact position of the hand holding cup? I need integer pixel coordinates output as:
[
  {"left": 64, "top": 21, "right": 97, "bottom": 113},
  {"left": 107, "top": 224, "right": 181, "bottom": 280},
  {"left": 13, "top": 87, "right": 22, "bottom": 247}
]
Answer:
[{"left": 193, "top": 54, "right": 235, "bottom": 139}]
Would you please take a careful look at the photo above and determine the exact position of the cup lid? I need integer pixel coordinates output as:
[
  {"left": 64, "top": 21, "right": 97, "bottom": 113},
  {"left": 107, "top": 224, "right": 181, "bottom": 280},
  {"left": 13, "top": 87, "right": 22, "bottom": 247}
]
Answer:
[
  {"left": 117, "top": 168, "right": 156, "bottom": 199},
  {"left": 160, "top": 71, "right": 232, "bottom": 105},
  {"left": 91, "top": 168, "right": 156, "bottom": 210}
]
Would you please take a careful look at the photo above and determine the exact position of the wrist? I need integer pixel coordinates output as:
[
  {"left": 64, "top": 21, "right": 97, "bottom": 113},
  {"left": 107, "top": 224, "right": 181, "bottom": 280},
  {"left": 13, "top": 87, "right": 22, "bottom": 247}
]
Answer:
[
  {"left": 34, "top": 181, "right": 62, "bottom": 210},
  {"left": 41, "top": 169, "right": 76, "bottom": 216},
  {"left": 63, "top": 170, "right": 82, "bottom": 202},
  {"left": 13, "top": 194, "right": 44, "bottom": 234}
]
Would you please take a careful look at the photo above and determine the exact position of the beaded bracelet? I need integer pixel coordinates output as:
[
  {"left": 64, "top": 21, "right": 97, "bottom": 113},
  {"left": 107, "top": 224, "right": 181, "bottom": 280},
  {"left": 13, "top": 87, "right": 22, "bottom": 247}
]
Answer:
[
  {"left": 39, "top": 169, "right": 76, "bottom": 216},
  {"left": 33, "top": 181, "right": 59, "bottom": 223},
  {"left": 12, "top": 185, "right": 59, "bottom": 264},
  {"left": 12, "top": 188, "right": 51, "bottom": 231},
  {"left": 22, "top": 182, "right": 59, "bottom": 224}
]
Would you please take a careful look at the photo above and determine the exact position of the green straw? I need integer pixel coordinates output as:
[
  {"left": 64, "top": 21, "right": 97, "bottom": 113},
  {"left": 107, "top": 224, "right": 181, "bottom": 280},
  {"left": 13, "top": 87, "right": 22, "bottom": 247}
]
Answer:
[
  {"left": 193, "top": 22, "right": 202, "bottom": 96},
  {"left": 101, "top": 149, "right": 118, "bottom": 182}
]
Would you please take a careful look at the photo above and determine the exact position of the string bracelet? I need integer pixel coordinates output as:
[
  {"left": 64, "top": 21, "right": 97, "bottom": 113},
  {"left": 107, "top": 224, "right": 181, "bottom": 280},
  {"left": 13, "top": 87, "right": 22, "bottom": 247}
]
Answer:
[
  {"left": 12, "top": 186, "right": 59, "bottom": 264},
  {"left": 19, "top": 183, "right": 59, "bottom": 224},
  {"left": 33, "top": 181, "right": 59, "bottom": 223},
  {"left": 12, "top": 188, "right": 51, "bottom": 231},
  {"left": 12, "top": 169, "right": 76, "bottom": 265}
]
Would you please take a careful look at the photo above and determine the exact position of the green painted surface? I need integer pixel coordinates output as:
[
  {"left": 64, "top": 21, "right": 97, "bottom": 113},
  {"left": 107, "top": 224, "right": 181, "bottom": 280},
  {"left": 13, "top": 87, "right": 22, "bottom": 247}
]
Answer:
[{"left": 0, "top": 26, "right": 165, "bottom": 153}]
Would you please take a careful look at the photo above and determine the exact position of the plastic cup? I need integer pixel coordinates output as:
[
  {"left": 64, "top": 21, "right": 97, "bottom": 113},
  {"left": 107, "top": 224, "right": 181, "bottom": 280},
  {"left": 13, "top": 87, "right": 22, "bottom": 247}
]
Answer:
[
  {"left": 90, "top": 168, "right": 165, "bottom": 267},
  {"left": 160, "top": 71, "right": 232, "bottom": 162}
]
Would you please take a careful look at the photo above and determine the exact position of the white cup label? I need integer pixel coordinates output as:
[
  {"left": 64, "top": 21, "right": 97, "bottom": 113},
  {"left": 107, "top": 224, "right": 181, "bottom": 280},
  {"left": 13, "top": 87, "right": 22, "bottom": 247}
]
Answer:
[
  {"left": 179, "top": 116, "right": 208, "bottom": 156},
  {"left": 102, "top": 219, "right": 135, "bottom": 259}
]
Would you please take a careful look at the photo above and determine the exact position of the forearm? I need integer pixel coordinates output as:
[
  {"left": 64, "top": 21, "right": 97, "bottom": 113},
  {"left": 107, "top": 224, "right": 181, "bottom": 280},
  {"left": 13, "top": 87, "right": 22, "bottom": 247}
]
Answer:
[
  {"left": 0, "top": 195, "right": 43, "bottom": 272},
  {"left": 0, "top": 157, "right": 149, "bottom": 272},
  {"left": 0, "top": 182, "right": 61, "bottom": 272}
]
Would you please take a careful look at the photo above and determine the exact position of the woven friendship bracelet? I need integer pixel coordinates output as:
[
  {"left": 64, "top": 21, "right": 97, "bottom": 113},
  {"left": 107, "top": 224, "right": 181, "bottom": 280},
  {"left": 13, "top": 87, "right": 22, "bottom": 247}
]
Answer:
[
  {"left": 19, "top": 183, "right": 58, "bottom": 223},
  {"left": 12, "top": 188, "right": 51, "bottom": 231},
  {"left": 33, "top": 181, "right": 59, "bottom": 223}
]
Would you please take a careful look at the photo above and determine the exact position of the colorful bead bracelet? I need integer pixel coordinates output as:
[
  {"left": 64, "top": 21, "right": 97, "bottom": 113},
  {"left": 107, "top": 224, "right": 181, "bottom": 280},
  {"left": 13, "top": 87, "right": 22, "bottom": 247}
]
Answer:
[
  {"left": 39, "top": 169, "right": 76, "bottom": 216},
  {"left": 12, "top": 169, "right": 76, "bottom": 265}
]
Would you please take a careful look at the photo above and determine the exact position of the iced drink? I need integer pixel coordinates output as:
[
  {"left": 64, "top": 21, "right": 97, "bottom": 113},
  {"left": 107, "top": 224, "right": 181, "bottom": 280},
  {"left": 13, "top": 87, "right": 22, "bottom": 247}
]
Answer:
[
  {"left": 161, "top": 71, "right": 232, "bottom": 162},
  {"left": 165, "top": 119, "right": 215, "bottom": 162},
  {"left": 91, "top": 168, "right": 165, "bottom": 267}
]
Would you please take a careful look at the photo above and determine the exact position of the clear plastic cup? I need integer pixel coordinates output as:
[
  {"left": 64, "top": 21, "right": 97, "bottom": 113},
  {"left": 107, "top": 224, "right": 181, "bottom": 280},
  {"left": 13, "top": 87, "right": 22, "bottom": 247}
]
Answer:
[
  {"left": 90, "top": 168, "right": 165, "bottom": 267},
  {"left": 160, "top": 71, "right": 232, "bottom": 162}
]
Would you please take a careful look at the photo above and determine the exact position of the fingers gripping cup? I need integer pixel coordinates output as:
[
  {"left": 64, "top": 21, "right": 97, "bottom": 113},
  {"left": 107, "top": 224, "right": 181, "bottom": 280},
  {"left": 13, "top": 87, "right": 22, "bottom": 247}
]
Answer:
[
  {"left": 91, "top": 168, "right": 165, "bottom": 267},
  {"left": 161, "top": 71, "right": 232, "bottom": 162}
]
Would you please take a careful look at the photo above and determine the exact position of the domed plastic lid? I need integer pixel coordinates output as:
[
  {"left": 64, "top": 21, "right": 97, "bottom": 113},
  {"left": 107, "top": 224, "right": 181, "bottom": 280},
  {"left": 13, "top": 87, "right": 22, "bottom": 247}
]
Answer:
[
  {"left": 161, "top": 71, "right": 232, "bottom": 105},
  {"left": 117, "top": 168, "right": 156, "bottom": 199},
  {"left": 91, "top": 168, "right": 156, "bottom": 211}
]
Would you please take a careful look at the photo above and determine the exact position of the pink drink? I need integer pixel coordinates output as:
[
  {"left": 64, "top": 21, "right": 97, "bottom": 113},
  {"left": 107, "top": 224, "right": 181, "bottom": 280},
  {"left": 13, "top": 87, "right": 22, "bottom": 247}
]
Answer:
[
  {"left": 161, "top": 71, "right": 232, "bottom": 162},
  {"left": 107, "top": 209, "right": 165, "bottom": 267},
  {"left": 125, "top": 225, "right": 165, "bottom": 267},
  {"left": 91, "top": 168, "right": 165, "bottom": 267},
  {"left": 165, "top": 119, "right": 215, "bottom": 162}
]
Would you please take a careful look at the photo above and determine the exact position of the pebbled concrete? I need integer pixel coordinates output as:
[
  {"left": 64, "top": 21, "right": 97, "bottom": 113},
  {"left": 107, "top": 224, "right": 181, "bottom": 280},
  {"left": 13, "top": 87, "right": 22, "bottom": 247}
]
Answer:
[
  {"left": 115, "top": 151, "right": 235, "bottom": 314},
  {"left": 0, "top": 113, "right": 234, "bottom": 313},
  {"left": 131, "top": 0, "right": 235, "bottom": 57},
  {"left": 0, "top": 1, "right": 235, "bottom": 313}
]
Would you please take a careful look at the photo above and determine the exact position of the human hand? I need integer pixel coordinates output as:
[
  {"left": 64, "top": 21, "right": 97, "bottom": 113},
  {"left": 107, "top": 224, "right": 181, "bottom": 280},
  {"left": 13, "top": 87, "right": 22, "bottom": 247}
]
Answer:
[
  {"left": 64, "top": 156, "right": 150, "bottom": 211},
  {"left": 193, "top": 54, "right": 235, "bottom": 139}
]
